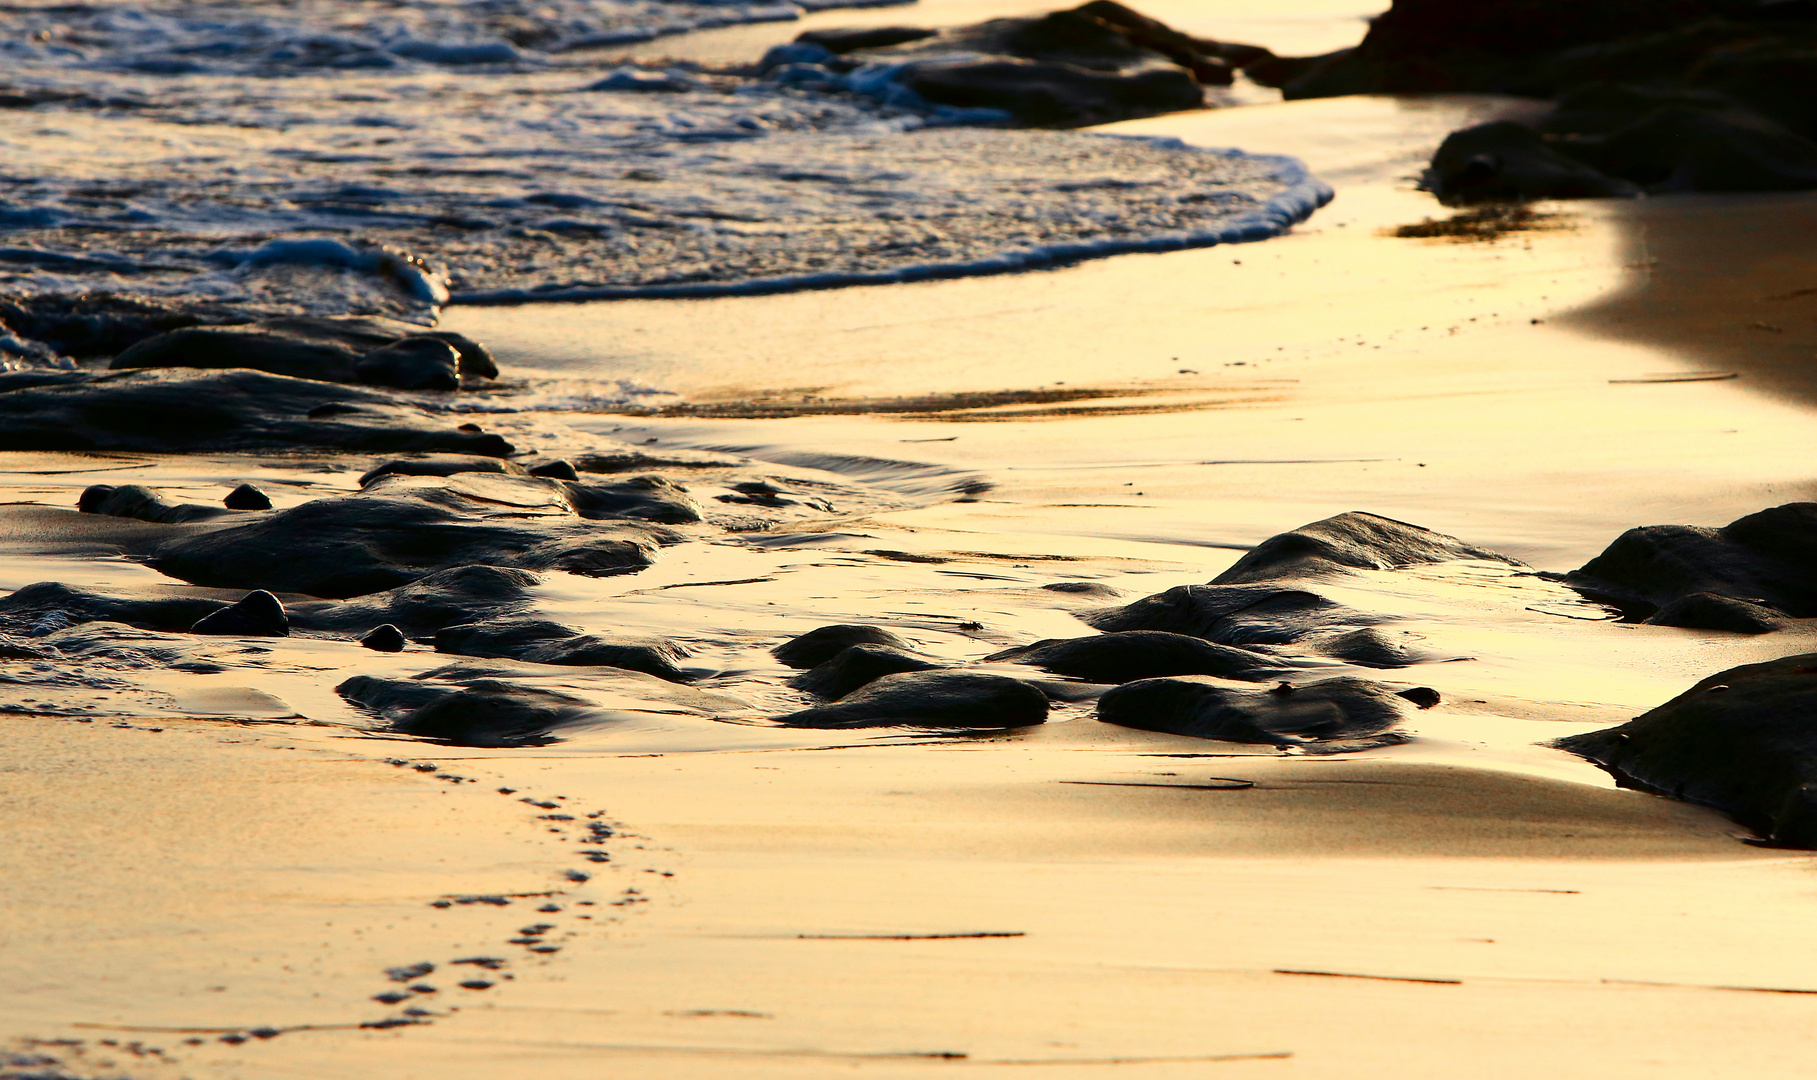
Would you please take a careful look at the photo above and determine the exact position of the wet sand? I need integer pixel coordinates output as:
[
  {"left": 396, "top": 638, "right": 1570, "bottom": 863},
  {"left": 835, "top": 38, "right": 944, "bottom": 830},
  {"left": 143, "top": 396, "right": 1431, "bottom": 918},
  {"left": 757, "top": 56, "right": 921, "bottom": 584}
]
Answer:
[{"left": 7, "top": 95, "right": 1817, "bottom": 1080}]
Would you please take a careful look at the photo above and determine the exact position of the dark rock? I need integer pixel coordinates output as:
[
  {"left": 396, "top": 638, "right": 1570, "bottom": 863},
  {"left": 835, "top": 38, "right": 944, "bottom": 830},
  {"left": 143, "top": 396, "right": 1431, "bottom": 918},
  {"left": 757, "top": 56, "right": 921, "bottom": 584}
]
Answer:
[
  {"left": 0, "top": 369, "right": 513, "bottom": 455},
  {"left": 556, "top": 475, "right": 704, "bottom": 525},
  {"left": 1647, "top": 592, "right": 1782, "bottom": 634},
  {"left": 788, "top": 643, "right": 944, "bottom": 699},
  {"left": 338, "top": 674, "right": 593, "bottom": 747},
  {"left": 146, "top": 484, "right": 666, "bottom": 598},
  {"left": 0, "top": 565, "right": 538, "bottom": 638},
  {"left": 1564, "top": 502, "right": 1817, "bottom": 624},
  {"left": 1042, "top": 581, "right": 1122, "bottom": 598},
  {"left": 354, "top": 336, "right": 460, "bottom": 391},
  {"left": 1087, "top": 584, "right": 1382, "bottom": 644},
  {"left": 527, "top": 459, "right": 581, "bottom": 481},
  {"left": 1571, "top": 104, "right": 1817, "bottom": 192},
  {"left": 359, "top": 455, "right": 527, "bottom": 486},
  {"left": 776, "top": 670, "right": 1049, "bottom": 729},
  {"left": 901, "top": 58, "right": 1204, "bottom": 126},
  {"left": 1554, "top": 653, "right": 1817, "bottom": 846},
  {"left": 797, "top": 26, "right": 937, "bottom": 53},
  {"left": 1213, "top": 511, "right": 1524, "bottom": 584},
  {"left": 434, "top": 617, "right": 691, "bottom": 682},
  {"left": 0, "top": 580, "right": 250, "bottom": 632},
  {"left": 110, "top": 327, "right": 364, "bottom": 380},
  {"left": 78, "top": 483, "right": 236, "bottom": 524},
  {"left": 1396, "top": 685, "right": 1443, "bottom": 708},
  {"left": 361, "top": 623, "right": 408, "bottom": 651},
  {"left": 258, "top": 317, "right": 498, "bottom": 380},
  {"left": 223, "top": 483, "right": 273, "bottom": 510},
  {"left": 986, "top": 630, "right": 1278, "bottom": 683},
  {"left": 1427, "top": 120, "right": 1642, "bottom": 202},
  {"left": 1097, "top": 675, "right": 1412, "bottom": 744},
  {"left": 0, "top": 293, "right": 213, "bottom": 359},
  {"left": 772, "top": 624, "right": 913, "bottom": 669},
  {"left": 1313, "top": 627, "right": 1427, "bottom": 668},
  {"left": 189, "top": 590, "right": 289, "bottom": 636},
  {"left": 293, "top": 566, "right": 540, "bottom": 636}
]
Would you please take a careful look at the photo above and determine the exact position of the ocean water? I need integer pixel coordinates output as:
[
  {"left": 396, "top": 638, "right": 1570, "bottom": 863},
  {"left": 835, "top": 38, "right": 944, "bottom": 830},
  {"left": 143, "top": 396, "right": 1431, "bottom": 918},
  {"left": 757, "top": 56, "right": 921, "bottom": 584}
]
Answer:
[{"left": 0, "top": 0, "right": 1337, "bottom": 364}]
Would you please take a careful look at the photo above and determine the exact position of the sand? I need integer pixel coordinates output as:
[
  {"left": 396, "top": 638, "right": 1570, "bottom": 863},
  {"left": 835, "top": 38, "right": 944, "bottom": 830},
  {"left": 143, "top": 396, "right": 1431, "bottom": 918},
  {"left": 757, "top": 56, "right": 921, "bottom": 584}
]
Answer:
[{"left": 6, "top": 89, "right": 1817, "bottom": 1080}]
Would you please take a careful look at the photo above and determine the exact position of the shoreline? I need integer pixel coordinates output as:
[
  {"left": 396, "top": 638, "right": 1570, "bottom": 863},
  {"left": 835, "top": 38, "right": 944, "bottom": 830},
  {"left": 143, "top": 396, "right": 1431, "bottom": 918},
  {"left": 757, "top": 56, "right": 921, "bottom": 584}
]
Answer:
[{"left": 7, "top": 22, "right": 1817, "bottom": 1080}]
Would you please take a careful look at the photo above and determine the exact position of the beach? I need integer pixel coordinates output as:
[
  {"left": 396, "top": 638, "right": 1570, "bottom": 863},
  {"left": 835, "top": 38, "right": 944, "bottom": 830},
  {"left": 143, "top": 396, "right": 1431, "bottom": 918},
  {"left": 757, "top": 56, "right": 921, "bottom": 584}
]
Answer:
[{"left": 6, "top": 3, "right": 1817, "bottom": 1078}]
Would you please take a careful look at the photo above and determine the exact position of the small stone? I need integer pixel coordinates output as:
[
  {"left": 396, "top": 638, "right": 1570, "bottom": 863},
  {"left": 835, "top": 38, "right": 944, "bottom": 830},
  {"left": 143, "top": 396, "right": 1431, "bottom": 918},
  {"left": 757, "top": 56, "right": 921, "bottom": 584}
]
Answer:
[
  {"left": 189, "top": 590, "right": 289, "bottom": 637},
  {"left": 361, "top": 623, "right": 407, "bottom": 652},
  {"left": 528, "top": 459, "right": 580, "bottom": 481},
  {"left": 223, "top": 483, "right": 273, "bottom": 510}
]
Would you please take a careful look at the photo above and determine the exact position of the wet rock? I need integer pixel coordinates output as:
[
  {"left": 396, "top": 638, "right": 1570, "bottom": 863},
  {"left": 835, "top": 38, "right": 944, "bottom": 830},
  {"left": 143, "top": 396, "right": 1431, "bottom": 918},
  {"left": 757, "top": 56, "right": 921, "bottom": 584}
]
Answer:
[
  {"left": 776, "top": 670, "right": 1049, "bottom": 729},
  {"left": 0, "top": 369, "right": 513, "bottom": 455},
  {"left": 556, "top": 475, "right": 704, "bottom": 525},
  {"left": 339, "top": 674, "right": 595, "bottom": 747},
  {"left": 1042, "top": 581, "right": 1122, "bottom": 598},
  {"left": 361, "top": 623, "right": 408, "bottom": 651},
  {"left": 1554, "top": 653, "right": 1817, "bottom": 846},
  {"left": 359, "top": 455, "right": 528, "bottom": 486},
  {"left": 223, "top": 483, "right": 273, "bottom": 510},
  {"left": 0, "top": 633, "right": 55, "bottom": 660},
  {"left": 1572, "top": 104, "right": 1817, "bottom": 192},
  {"left": 788, "top": 643, "right": 944, "bottom": 699},
  {"left": 527, "top": 459, "right": 581, "bottom": 481},
  {"left": 797, "top": 26, "right": 937, "bottom": 53},
  {"left": 0, "top": 580, "right": 251, "bottom": 633},
  {"left": 772, "top": 624, "right": 913, "bottom": 669},
  {"left": 108, "top": 316, "right": 499, "bottom": 385},
  {"left": 1212, "top": 511, "right": 1524, "bottom": 584},
  {"left": 78, "top": 483, "right": 237, "bottom": 524},
  {"left": 354, "top": 336, "right": 461, "bottom": 391},
  {"left": 1427, "top": 120, "right": 1642, "bottom": 203},
  {"left": 1086, "top": 584, "right": 1382, "bottom": 645},
  {"left": 111, "top": 326, "right": 365, "bottom": 380},
  {"left": 0, "top": 293, "right": 216, "bottom": 359},
  {"left": 1564, "top": 502, "right": 1817, "bottom": 626},
  {"left": 189, "top": 590, "right": 289, "bottom": 636},
  {"left": 1097, "top": 675, "right": 1413, "bottom": 744},
  {"left": 146, "top": 485, "right": 667, "bottom": 598},
  {"left": 986, "top": 630, "right": 1279, "bottom": 683},
  {"left": 901, "top": 59, "right": 1204, "bottom": 126},
  {"left": 434, "top": 618, "right": 691, "bottom": 682},
  {"left": 1313, "top": 627, "right": 1428, "bottom": 668},
  {"left": 1648, "top": 592, "right": 1783, "bottom": 634}
]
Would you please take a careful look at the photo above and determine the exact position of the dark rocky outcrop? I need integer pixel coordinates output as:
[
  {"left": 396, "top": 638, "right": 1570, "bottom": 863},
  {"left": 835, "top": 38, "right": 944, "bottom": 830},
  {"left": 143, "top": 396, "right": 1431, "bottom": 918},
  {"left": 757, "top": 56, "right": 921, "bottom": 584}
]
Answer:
[
  {"left": 338, "top": 674, "right": 596, "bottom": 747},
  {"left": 144, "top": 484, "right": 668, "bottom": 598},
  {"left": 1212, "top": 511, "right": 1524, "bottom": 584},
  {"left": 1427, "top": 120, "right": 1643, "bottom": 203},
  {"left": 189, "top": 589, "right": 289, "bottom": 636},
  {"left": 796, "top": 26, "right": 938, "bottom": 53},
  {"left": 108, "top": 315, "right": 498, "bottom": 388},
  {"left": 78, "top": 484, "right": 239, "bottom": 525},
  {"left": 787, "top": 643, "right": 944, "bottom": 699},
  {"left": 1554, "top": 653, "right": 1817, "bottom": 846},
  {"left": 1270, "top": 0, "right": 1817, "bottom": 199},
  {"left": 775, "top": 670, "right": 1049, "bottom": 729},
  {"left": 0, "top": 565, "right": 539, "bottom": 639},
  {"left": 0, "top": 369, "right": 513, "bottom": 456},
  {"left": 434, "top": 617, "right": 691, "bottom": 682},
  {"left": 1086, "top": 584, "right": 1385, "bottom": 646},
  {"left": 359, "top": 455, "right": 527, "bottom": 486},
  {"left": 1096, "top": 675, "right": 1419, "bottom": 744},
  {"left": 772, "top": 624, "right": 914, "bottom": 669},
  {"left": 1564, "top": 502, "right": 1816, "bottom": 629},
  {"left": 899, "top": 59, "right": 1205, "bottom": 127},
  {"left": 986, "top": 630, "right": 1279, "bottom": 683}
]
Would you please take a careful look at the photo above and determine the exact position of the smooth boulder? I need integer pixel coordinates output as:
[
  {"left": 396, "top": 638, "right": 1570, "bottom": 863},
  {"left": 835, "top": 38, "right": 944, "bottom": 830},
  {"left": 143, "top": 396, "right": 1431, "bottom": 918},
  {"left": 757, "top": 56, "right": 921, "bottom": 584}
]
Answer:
[
  {"left": 773, "top": 624, "right": 914, "bottom": 669},
  {"left": 776, "top": 670, "right": 1049, "bottom": 729},
  {"left": 788, "top": 643, "right": 944, "bottom": 699},
  {"left": 985, "top": 630, "right": 1278, "bottom": 683},
  {"left": 434, "top": 617, "right": 691, "bottom": 682},
  {"left": 1554, "top": 654, "right": 1817, "bottom": 846},
  {"left": 1212, "top": 511, "right": 1524, "bottom": 584},
  {"left": 189, "top": 590, "right": 289, "bottom": 636},
  {"left": 1096, "top": 675, "right": 1418, "bottom": 744}
]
